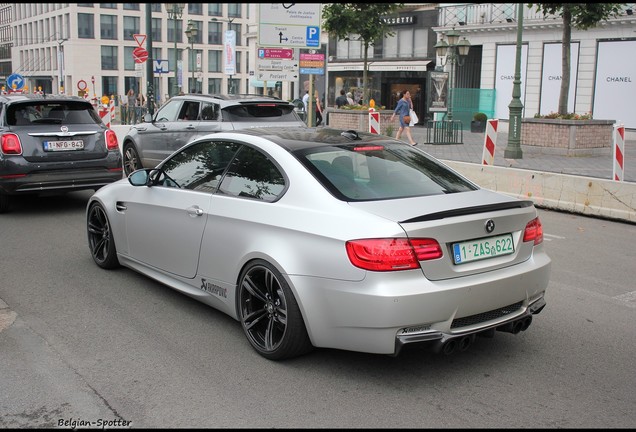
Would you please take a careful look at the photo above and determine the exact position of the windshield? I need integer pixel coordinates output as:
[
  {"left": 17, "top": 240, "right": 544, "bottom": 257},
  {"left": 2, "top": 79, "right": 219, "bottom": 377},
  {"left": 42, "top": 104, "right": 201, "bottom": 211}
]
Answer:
[{"left": 6, "top": 101, "right": 102, "bottom": 126}]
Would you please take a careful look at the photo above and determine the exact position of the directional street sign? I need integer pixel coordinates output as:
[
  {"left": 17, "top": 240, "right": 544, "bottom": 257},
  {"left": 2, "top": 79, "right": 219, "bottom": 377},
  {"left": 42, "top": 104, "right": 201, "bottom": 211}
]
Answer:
[
  {"left": 7, "top": 73, "right": 25, "bottom": 90},
  {"left": 258, "top": 48, "right": 294, "bottom": 59},
  {"left": 258, "top": 3, "right": 321, "bottom": 48},
  {"left": 256, "top": 70, "right": 298, "bottom": 82},
  {"left": 256, "top": 58, "right": 298, "bottom": 72}
]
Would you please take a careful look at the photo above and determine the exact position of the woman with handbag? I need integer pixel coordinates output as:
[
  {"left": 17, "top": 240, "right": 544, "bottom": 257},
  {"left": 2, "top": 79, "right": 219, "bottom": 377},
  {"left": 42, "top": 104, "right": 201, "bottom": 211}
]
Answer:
[{"left": 390, "top": 90, "right": 417, "bottom": 145}]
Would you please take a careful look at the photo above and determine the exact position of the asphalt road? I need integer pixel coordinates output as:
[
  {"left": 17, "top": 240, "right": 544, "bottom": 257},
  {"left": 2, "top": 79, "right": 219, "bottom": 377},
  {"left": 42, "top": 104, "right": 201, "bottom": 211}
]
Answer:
[{"left": 1, "top": 191, "right": 635, "bottom": 428}]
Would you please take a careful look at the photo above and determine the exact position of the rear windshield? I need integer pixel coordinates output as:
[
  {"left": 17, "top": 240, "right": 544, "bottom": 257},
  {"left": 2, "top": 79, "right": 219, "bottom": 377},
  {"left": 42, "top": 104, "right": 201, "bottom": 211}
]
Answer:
[
  {"left": 222, "top": 103, "right": 300, "bottom": 123},
  {"left": 297, "top": 142, "right": 477, "bottom": 201},
  {"left": 6, "top": 101, "right": 102, "bottom": 126}
]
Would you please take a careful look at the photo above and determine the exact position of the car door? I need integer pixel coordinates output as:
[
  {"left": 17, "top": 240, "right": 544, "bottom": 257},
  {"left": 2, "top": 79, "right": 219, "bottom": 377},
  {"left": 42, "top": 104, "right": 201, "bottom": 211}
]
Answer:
[
  {"left": 124, "top": 139, "right": 241, "bottom": 278},
  {"left": 134, "top": 99, "right": 183, "bottom": 165},
  {"left": 166, "top": 100, "right": 202, "bottom": 154}
]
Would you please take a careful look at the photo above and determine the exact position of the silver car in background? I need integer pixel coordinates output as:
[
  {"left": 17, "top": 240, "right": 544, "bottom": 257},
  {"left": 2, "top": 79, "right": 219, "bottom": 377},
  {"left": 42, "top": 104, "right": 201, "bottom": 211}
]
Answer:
[
  {"left": 121, "top": 94, "right": 307, "bottom": 176},
  {"left": 87, "top": 127, "right": 551, "bottom": 360}
]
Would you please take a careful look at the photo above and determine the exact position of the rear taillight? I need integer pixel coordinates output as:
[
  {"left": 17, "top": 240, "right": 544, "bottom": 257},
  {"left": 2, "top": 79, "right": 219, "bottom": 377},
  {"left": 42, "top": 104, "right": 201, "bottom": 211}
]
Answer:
[
  {"left": 523, "top": 217, "right": 544, "bottom": 245},
  {"left": 1, "top": 133, "right": 22, "bottom": 155},
  {"left": 345, "top": 238, "right": 442, "bottom": 272},
  {"left": 105, "top": 129, "right": 119, "bottom": 150}
]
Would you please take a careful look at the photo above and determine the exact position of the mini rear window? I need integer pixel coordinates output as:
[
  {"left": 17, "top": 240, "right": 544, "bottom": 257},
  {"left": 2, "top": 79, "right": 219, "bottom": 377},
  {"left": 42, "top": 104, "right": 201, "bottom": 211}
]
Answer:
[
  {"left": 6, "top": 101, "right": 102, "bottom": 126},
  {"left": 222, "top": 103, "right": 299, "bottom": 123}
]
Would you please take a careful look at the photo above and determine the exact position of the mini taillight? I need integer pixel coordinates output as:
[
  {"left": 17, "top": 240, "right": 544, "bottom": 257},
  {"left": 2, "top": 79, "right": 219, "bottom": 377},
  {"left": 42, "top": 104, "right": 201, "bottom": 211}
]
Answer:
[
  {"left": 1, "top": 133, "right": 22, "bottom": 155},
  {"left": 345, "top": 238, "right": 442, "bottom": 272},
  {"left": 523, "top": 217, "right": 544, "bottom": 245},
  {"left": 105, "top": 129, "right": 119, "bottom": 151}
]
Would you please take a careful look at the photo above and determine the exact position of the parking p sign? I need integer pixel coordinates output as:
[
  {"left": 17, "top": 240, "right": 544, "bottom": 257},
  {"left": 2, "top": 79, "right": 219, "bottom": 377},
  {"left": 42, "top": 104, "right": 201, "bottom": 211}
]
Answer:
[{"left": 306, "top": 26, "right": 320, "bottom": 47}]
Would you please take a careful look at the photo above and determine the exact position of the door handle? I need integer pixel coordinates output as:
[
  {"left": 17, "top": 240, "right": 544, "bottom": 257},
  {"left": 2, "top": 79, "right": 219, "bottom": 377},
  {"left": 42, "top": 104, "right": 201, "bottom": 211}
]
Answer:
[{"left": 186, "top": 205, "right": 204, "bottom": 217}]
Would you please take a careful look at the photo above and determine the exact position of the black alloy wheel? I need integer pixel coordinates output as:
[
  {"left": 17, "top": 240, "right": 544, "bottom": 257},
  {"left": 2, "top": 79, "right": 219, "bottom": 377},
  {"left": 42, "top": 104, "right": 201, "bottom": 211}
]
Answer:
[
  {"left": 123, "top": 143, "right": 141, "bottom": 176},
  {"left": 237, "top": 260, "right": 312, "bottom": 360},
  {"left": 87, "top": 202, "right": 120, "bottom": 269}
]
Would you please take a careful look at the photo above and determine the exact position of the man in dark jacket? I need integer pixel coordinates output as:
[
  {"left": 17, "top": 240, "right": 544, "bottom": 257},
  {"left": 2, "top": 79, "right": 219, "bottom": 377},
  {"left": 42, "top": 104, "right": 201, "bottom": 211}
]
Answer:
[{"left": 335, "top": 89, "right": 349, "bottom": 108}]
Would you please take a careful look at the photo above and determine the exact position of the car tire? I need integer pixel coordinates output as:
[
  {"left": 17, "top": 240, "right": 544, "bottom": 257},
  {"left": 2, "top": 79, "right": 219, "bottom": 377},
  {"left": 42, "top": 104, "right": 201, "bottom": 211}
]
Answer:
[
  {"left": 237, "top": 259, "right": 313, "bottom": 360},
  {"left": 0, "top": 194, "right": 9, "bottom": 213},
  {"left": 123, "top": 142, "right": 141, "bottom": 176},
  {"left": 87, "top": 202, "right": 120, "bottom": 269}
]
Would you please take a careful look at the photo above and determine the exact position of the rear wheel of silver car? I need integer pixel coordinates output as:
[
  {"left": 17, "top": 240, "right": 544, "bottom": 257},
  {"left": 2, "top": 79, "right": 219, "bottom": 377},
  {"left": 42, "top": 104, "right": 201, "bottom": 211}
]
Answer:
[
  {"left": 87, "top": 202, "right": 120, "bottom": 269},
  {"left": 123, "top": 143, "right": 141, "bottom": 176},
  {"left": 238, "top": 260, "right": 313, "bottom": 360}
]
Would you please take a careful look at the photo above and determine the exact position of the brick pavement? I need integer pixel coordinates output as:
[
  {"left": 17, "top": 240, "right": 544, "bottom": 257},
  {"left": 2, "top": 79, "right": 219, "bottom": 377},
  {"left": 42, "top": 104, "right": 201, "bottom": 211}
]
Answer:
[{"left": 407, "top": 126, "right": 636, "bottom": 183}]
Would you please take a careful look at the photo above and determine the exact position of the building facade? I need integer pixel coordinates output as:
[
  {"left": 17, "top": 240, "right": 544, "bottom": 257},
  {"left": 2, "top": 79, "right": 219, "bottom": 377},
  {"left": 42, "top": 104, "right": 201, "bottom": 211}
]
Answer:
[{"left": 6, "top": 3, "right": 636, "bottom": 129}]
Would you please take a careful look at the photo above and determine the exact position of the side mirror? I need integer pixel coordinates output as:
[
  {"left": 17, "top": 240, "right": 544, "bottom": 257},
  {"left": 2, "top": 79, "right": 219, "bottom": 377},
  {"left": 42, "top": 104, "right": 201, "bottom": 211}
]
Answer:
[
  {"left": 143, "top": 113, "right": 153, "bottom": 123},
  {"left": 128, "top": 169, "right": 151, "bottom": 186}
]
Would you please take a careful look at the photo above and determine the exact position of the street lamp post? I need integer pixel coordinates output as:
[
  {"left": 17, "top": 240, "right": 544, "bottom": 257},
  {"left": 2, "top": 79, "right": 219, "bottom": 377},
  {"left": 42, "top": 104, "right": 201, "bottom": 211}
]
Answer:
[
  {"left": 165, "top": 3, "right": 185, "bottom": 97},
  {"left": 56, "top": 38, "right": 68, "bottom": 94},
  {"left": 504, "top": 4, "right": 525, "bottom": 159},
  {"left": 434, "top": 28, "right": 471, "bottom": 122},
  {"left": 211, "top": 17, "right": 236, "bottom": 95},
  {"left": 185, "top": 19, "right": 198, "bottom": 94}
]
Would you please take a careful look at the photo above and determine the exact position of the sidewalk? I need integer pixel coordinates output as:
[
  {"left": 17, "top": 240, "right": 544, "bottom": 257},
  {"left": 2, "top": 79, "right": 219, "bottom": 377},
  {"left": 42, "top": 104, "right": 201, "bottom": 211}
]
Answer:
[{"left": 407, "top": 126, "right": 635, "bottom": 183}]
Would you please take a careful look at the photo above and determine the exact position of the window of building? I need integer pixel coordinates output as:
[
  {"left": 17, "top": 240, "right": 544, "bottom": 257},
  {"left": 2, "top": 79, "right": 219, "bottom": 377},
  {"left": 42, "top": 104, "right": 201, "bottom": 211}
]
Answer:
[
  {"left": 207, "top": 78, "right": 222, "bottom": 94},
  {"left": 124, "top": 46, "right": 136, "bottom": 70},
  {"left": 335, "top": 35, "right": 369, "bottom": 60},
  {"left": 123, "top": 4, "right": 139, "bottom": 11},
  {"left": 228, "top": 3, "right": 241, "bottom": 19},
  {"left": 101, "top": 45, "right": 117, "bottom": 70},
  {"left": 151, "top": 18, "right": 161, "bottom": 42},
  {"left": 123, "top": 16, "right": 140, "bottom": 41},
  {"left": 208, "top": 22, "right": 222, "bottom": 45},
  {"left": 102, "top": 76, "right": 117, "bottom": 97},
  {"left": 100, "top": 4, "right": 117, "bottom": 9},
  {"left": 229, "top": 23, "right": 241, "bottom": 46},
  {"left": 208, "top": 50, "right": 221, "bottom": 72},
  {"left": 168, "top": 19, "right": 183, "bottom": 43},
  {"left": 208, "top": 4, "right": 221, "bottom": 17},
  {"left": 168, "top": 48, "right": 184, "bottom": 72},
  {"left": 100, "top": 14, "right": 117, "bottom": 40},
  {"left": 188, "top": 3, "right": 203, "bottom": 15},
  {"left": 78, "top": 13, "right": 95, "bottom": 39},
  {"left": 235, "top": 51, "right": 241, "bottom": 74},
  {"left": 151, "top": 4, "right": 161, "bottom": 13}
]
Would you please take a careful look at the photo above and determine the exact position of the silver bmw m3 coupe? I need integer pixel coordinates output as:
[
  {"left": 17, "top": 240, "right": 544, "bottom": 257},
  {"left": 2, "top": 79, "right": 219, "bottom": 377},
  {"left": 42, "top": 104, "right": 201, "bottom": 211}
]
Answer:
[{"left": 87, "top": 127, "right": 551, "bottom": 360}]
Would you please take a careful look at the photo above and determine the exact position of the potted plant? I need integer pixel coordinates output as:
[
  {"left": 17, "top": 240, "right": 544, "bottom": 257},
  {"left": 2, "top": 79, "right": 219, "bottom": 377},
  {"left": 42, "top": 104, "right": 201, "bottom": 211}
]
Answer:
[{"left": 471, "top": 112, "right": 487, "bottom": 133}]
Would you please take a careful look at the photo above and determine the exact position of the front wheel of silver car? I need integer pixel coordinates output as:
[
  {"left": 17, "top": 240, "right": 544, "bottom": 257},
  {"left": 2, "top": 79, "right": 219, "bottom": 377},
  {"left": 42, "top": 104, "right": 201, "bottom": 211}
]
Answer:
[
  {"left": 87, "top": 202, "right": 120, "bottom": 269},
  {"left": 237, "top": 260, "right": 313, "bottom": 360},
  {"left": 123, "top": 143, "right": 141, "bottom": 176}
]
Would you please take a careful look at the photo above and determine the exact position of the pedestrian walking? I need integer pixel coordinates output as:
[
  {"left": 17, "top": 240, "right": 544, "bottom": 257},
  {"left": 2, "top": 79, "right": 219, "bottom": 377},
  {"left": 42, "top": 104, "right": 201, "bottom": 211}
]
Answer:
[
  {"left": 314, "top": 90, "right": 323, "bottom": 126},
  {"left": 390, "top": 90, "right": 417, "bottom": 145},
  {"left": 126, "top": 88, "right": 137, "bottom": 124}
]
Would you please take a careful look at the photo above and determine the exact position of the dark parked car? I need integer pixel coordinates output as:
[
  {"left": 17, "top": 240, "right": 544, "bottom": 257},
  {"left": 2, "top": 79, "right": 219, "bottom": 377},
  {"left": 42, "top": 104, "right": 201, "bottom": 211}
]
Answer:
[
  {"left": 0, "top": 94, "right": 122, "bottom": 213},
  {"left": 121, "top": 94, "right": 307, "bottom": 176}
]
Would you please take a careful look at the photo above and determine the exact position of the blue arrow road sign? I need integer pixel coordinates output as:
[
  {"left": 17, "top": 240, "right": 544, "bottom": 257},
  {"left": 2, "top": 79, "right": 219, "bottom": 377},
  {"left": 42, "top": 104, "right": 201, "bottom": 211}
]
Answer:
[{"left": 7, "top": 73, "right": 25, "bottom": 90}]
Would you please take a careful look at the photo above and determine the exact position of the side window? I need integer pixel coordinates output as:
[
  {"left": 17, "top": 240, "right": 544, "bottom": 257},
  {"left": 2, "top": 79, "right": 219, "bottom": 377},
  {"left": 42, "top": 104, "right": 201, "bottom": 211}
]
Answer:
[
  {"left": 154, "top": 99, "right": 181, "bottom": 122},
  {"left": 160, "top": 140, "right": 240, "bottom": 192},
  {"left": 178, "top": 101, "right": 200, "bottom": 121},
  {"left": 200, "top": 102, "right": 220, "bottom": 121},
  {"left": 218, "top": 146, "right": 286, "bottom": 202}
]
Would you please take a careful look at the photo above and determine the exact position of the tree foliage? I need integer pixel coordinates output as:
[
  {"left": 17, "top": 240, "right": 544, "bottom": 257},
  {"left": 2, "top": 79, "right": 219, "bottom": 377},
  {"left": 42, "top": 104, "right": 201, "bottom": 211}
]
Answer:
[
  {"left": 528, "top": 3, "right": 624, "bottom": 115},
  {"left": 322, "top": 3, "right": 402, "bottom": 104}
]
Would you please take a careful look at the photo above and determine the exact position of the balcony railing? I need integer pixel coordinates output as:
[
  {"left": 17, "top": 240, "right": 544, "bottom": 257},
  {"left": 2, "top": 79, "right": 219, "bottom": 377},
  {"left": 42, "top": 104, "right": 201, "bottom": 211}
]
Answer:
[{"left": 438, "top": 3, "right": 636, "bottom": 27}]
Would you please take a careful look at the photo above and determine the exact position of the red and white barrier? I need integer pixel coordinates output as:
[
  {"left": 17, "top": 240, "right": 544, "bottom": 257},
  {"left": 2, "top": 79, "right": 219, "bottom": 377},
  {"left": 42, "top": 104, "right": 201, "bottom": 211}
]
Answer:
[
  {"left": 109, "top": 98, "right": 115, "bottom": 126},
  {"left": 482, "top": 119, "right": 499, "bottom": 165},
  {"left": 99, "top": 106, "right": 111, "bottom": 128},
  {"left": 613, "top": 123, "right": 625, "bottom": 181},
  {"left": 368, "top": 109, "right": 380, "bottom": 135}
]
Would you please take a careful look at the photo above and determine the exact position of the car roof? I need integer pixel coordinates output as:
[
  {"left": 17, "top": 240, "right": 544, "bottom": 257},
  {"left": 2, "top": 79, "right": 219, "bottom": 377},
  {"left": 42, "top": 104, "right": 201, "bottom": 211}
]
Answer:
[
  {"left": 212, "top": 127, "right": 393, "bottom": 152},
  {"left": 0, "top": 93, "right": 91, "bottom": 105},
  {"left": 166, "top": 93, "right": 293, "bottom": 107}
]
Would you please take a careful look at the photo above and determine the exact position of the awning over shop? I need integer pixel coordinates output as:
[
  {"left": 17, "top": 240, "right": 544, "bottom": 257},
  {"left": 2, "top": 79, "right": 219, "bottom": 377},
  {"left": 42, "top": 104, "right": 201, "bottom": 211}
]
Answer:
[
  {"left": 250, "top": 79, "right": 277, "bottom": 88},
  {"left": 328, "top": 60, "right": 431, "bottom": 72}
]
